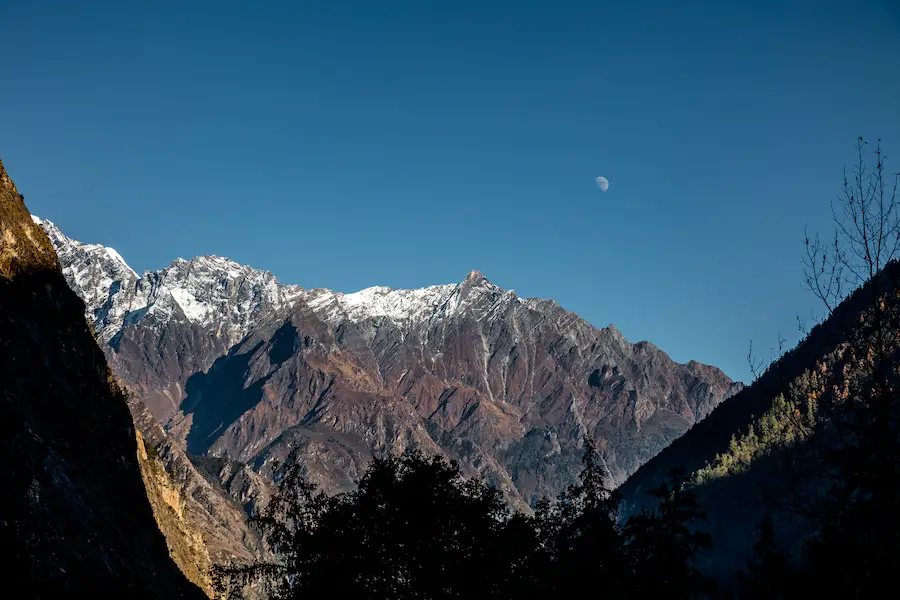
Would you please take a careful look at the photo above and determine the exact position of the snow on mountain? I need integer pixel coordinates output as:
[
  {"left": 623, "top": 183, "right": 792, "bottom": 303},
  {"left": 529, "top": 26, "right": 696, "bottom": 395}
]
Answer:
[
  {"left": 304, "top": 284, "right": 457, "bottom": 325},
  {"left": 34, "top": 218, "right": 548, "bottom": 348},
  {"left": 32, "top": 215, "right": 139, "bottom": 313},
  {"left": 33, "top": 217, "right": 302, "bottom": 346}
]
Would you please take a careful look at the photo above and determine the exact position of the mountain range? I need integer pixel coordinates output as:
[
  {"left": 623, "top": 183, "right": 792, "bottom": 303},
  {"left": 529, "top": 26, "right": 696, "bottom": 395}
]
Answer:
[{"left": 36, "top": 216, "right": 742, "bottom": 509}]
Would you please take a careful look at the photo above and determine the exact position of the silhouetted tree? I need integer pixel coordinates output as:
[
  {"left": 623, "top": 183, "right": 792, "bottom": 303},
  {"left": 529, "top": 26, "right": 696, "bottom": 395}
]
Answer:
[
  {"left": 212, "top": 448, "right": 332, "bottom": 598},
  {"left": 535, "top": 436, "right": 626, "bottom": 598},
  {"left": 623, "top": 468, "right": 713, "bottom": 599},
  {"left": 736, "top": 514, "right": 793, "bottom": 599},
  {"left": 310, "top": 452, "right": 512, "bottom": 598},
  {"left": 493, "top": 508, "right": 551, "bottom": 599},
  {"left": 215, "top": 449, "right": 513, "bottom": 599},
  {"left": 217, "top": 438, "right": 723, "bottom": 599}
]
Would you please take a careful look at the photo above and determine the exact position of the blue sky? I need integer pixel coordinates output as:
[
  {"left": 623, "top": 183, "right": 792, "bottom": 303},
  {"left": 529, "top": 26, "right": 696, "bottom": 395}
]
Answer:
[{"left": 2, "top": 0, "right": 898, "bottom": 382}]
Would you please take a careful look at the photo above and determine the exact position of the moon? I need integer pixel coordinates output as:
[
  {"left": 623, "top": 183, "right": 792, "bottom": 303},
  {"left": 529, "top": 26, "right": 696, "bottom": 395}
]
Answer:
[{"left": 595, "top": 176, "right": 609, "bottom": 192}]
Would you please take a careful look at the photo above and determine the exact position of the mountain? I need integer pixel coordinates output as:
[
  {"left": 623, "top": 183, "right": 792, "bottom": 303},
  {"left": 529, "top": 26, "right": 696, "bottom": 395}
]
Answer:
[
  {"left": 36, "top": 218, "right": 742, "bottom": 507},
  {"left": 0, "top": 159, "right": 204, "bottom": 598},
  {"left": 618, "top": 261, "right": 900, "bottom": 584},
  {"left": 37, "top": 217, "right": 302, "bottom": 423},
  {"left": 31, "top": 222, "right": 272, "bottom": 595}
]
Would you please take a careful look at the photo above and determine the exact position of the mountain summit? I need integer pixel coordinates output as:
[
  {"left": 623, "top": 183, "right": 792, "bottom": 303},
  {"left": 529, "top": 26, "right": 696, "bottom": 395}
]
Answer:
[{"left": 36, "top": 218, "right": 742, "bottom": 506}]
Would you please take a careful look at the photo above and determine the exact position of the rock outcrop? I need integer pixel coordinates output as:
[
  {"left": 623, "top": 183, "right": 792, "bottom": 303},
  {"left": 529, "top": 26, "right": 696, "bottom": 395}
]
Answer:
[{"left": 132, "top": 396, "right": 266, "bottom": 597}]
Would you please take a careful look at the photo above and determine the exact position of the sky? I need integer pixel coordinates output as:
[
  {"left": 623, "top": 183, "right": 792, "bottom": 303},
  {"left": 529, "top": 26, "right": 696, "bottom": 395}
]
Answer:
[{"left": 2, "top": 0, "right": 899, "bottom": 383}]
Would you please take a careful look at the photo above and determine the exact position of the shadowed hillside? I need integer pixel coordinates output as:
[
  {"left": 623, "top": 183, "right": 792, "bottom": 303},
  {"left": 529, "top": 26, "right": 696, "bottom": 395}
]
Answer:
[
  {"left": 617, "top": 263, "right": 900, "bottom": 582},
  {"left": 0, "top": 158, "right": 205, "bottom": 598},
  {"left": 619, "top": 262, "right": 886, "bottom": 503},
  {"left": 619, "top": 138, "right": 900, "bottom": 594}
]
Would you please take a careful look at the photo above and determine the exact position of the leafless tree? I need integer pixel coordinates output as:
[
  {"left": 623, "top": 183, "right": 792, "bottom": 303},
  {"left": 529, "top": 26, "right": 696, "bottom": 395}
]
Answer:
[
  {"left": 804, "top": 137, "right": 900, "bottom": 315},
  {"left": 749, "top": 139, "right": 900, "bottom": 523}
]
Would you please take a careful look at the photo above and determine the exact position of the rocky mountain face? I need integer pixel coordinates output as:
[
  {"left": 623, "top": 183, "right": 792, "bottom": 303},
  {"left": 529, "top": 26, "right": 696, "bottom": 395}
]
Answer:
[
  {"left": 38, "top": 217, "right": 302, "bottom": 423},
  {"left": 39, "top": 218, "right": 742, "bottom": 509},
  {"left": 29, "top": 219, "right": 268, "bottom": 596},
  {"left": 0, "top": 159, "right": 204, "bottom": 598},
  {"left": 131, "top": 395, "right": 268, "bottom": 596}
]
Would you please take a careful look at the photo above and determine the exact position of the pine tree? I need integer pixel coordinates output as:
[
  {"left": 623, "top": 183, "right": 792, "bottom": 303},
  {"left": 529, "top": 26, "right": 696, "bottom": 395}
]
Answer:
[
  {"left": 623, "top": 469, "right": 713, "bottom": 598},
  {"left": 538, "top": 436, "right": 627, "bottom": 597},
  {"left": 736, "top": 514, "right": 793, "bottom": 599}
]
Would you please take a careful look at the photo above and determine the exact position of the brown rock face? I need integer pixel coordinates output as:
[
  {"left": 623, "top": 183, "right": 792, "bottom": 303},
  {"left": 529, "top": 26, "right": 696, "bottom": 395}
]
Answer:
[
  {"left": 136, "top": 429, "right": 214, "bottom": 595},
  {"left": 0, "top": 159, "right": 57, "bottom": 275},
  {"left": 130, "top": 396, "right": 266, "bottom": 597},
  {"left": 141, "top": 274, "right": 740, "bottom": 507},
  {"left": 0, "top": 158, "right": 204, "bottom": 598}
]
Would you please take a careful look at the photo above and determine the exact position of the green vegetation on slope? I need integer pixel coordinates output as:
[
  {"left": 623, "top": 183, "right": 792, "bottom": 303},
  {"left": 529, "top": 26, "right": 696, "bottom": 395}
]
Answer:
[
  {"left": 693, "top": 367, "right": 823, "bottom": 485},
  {"left": 621, "top": 138, "right": 900, "bottom": 596}
]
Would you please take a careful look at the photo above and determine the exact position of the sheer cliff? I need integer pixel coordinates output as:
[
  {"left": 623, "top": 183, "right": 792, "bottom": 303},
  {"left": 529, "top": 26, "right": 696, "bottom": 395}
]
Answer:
[{"left": 0, "top": 158, "right": 204, "bottom": 598}]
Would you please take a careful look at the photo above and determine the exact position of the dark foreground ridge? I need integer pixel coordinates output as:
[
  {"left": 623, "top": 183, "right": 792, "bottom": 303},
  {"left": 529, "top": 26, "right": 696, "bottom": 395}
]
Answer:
[{"left": 0, "top": 158, "right": 204, "bottom": 598}]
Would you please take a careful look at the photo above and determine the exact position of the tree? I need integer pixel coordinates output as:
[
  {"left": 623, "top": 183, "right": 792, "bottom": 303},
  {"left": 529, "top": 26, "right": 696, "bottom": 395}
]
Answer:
[
  {"left": 215, "top": 448, "right": 514, "bottom": 600},
  {"left": 736, "top": 514, "right": 793, "bottom": 599},
  {"left": 622, "top": 468, "right": 713, "bottom": 599},
  {"left": 494, "top": 508, "right": 551, "bottom": 599},
  {"left": 536, "top": 436, "right": 627, "bottom": 598},
  {"left": 216, "top": 440, "right": 724, "bottom": 598},
  {"left": 212, "top": 447, "right": 332, "bottom": 599},
  {"left": 315, "top": 452, "right": 513, "bottom": 599}
]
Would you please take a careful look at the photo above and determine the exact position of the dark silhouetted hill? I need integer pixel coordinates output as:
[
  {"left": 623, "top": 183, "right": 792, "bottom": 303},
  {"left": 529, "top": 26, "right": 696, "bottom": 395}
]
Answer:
[
  {"left": 0, "top": 158, "right": 205, "bottom": 598},
  {"left": 619, "top": 260, "right": 900, "bottom": 585}
]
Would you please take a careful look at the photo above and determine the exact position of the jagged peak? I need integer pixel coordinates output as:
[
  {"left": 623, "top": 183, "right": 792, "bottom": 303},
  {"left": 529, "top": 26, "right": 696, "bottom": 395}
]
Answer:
[
  {"left": 35, "top": 219, "right": 641, "bottom": 351},
  {"left": 606, "top": 324, "right": 624, "bottom": 338},
  {"left": 167, "top": 254, "right": 281, "bottom": 282},
  {"left": 31, "top": 215, "right": 64, "bottom": 238},
  {"left": 32, "top": 215, "right": 63, "bottom": 231},
  {"left": 306, "top": 281, "right": 457, "bottom": 325},
  {"left": 461, "top": 269, "right": 505, "bottom": 292},
  {"left": 33, "top": 215, "right": 137, "bottom": 278}
]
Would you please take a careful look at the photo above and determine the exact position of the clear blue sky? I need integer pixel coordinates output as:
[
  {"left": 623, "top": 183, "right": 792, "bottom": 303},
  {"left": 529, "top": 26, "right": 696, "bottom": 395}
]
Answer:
[{"left": 2, "top": 0, "right": 899, "bottom": 382}]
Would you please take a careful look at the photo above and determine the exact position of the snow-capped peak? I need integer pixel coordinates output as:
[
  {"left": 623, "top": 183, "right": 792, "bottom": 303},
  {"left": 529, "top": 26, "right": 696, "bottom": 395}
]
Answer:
[
  {"left": 33, "top": 217, "right": 301, "bottom": 346},
  {"left": 31, "top": 215, "right": 138, "bottom": 307},
  {"left": 35, "top": 216, "right": 559, "bottom": 348},
  {"left": 304, "top": 283, "right": 459, "bottom": 325},
  {"left": 32, "top": 215, "right": 137, "bottom": 277},
  {"left": 104, "top": 247, "right": 137, "bottom": 277},
  {"left": 297, "top": 269, "right": 515, "bottom": 328}
]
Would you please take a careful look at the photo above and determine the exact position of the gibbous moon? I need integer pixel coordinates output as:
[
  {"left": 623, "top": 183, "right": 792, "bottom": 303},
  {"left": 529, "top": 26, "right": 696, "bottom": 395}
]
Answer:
[{"left": 596, "top": 176, "right": 609, "bottom": 192}]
